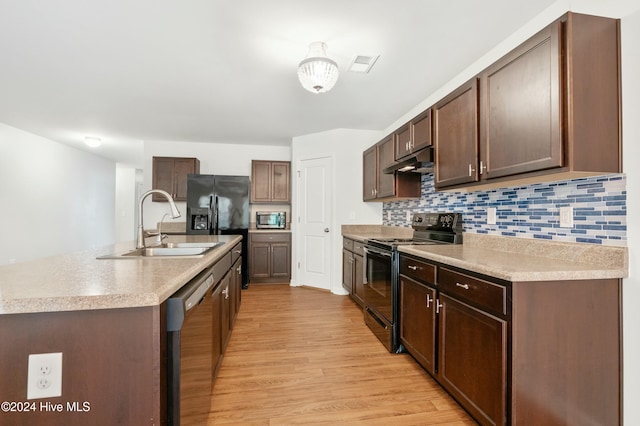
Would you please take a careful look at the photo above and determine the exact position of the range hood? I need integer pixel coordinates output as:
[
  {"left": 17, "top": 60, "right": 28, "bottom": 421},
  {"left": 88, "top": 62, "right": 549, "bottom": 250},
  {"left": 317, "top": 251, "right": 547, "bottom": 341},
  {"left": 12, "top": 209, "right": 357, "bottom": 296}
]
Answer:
[{"left": 383, "top": 148, "right": 434, "bottom": 174}]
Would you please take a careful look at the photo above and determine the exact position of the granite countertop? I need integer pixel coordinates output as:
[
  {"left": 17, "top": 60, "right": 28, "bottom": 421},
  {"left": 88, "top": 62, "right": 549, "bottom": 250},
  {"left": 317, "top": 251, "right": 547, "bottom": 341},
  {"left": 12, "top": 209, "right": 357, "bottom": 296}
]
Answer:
[
  {"left": 342, "top": 225, "right": 628, "bottom": 282},
  {"left": 0, "top": 234, "right": 242, "bottom": 315}
]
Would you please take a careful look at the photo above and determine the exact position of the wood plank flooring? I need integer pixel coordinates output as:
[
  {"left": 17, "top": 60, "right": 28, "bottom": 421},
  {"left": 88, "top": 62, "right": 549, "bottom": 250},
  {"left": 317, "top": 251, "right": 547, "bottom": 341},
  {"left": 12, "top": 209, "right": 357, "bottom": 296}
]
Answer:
[{"left": 209, "top": 284, "right": 476, "bottom": 425}]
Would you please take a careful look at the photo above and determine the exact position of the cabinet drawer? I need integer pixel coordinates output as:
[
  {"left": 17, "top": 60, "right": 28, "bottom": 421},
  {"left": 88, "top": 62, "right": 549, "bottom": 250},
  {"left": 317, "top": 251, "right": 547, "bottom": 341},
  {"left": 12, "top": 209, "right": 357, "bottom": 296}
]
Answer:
[
  {"left": 352, "top": 241, "right": 364, "bottom": 256},
  {"left": 213, "top": 252, "right": 232, "bottom": 284},
  {"left": 231, "top": 242, "right": 242, "bottom": 263},
  {"left": 400, "top": 255, "right": 436, "bottom": 285},
  {"left": 250, "top": 232, "right": 291, "bottom": 243},
  {"left": 343, "top": 238, "right": 354, "bottom": 251},
  {"left": 439, "top": 268, "right": 507, "bottom": 316}
]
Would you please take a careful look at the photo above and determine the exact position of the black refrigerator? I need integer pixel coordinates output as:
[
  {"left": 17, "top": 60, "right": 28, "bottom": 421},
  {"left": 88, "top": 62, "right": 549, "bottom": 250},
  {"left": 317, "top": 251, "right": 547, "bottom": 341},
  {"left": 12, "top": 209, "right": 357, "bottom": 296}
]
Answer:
[{"left": 186, "top": 174, "right": 250, "bottom": 288}]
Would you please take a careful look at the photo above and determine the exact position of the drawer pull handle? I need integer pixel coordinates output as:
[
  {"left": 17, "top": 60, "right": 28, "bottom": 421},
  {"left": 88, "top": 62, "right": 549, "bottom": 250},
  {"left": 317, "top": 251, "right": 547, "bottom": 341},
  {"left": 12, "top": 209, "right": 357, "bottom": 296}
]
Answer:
[
  {"left": 408, "top": 265, "right": 418, "bottom": 271},
  {"left": 456, "top": 282, "right": 470, "bottom": 290}
]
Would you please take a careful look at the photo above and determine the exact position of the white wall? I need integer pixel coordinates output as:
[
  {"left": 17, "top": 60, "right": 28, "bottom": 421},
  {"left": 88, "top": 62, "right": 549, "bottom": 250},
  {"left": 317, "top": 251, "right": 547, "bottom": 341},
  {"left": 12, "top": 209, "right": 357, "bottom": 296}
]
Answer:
[
  {"left": 0, "top": 123, "right": 116, "bottom": 265},
  {"left": 291, "top": 128, "right": 384, "bottom": 294},
  {"left": 141, "top": 140, "right": 291, "bottom": 229},
  {"left": 620, "top": 5, "right": 640, "bottom": 425},
  {"left": 114, "top": 164, "right": 139, "bottom": 242}
]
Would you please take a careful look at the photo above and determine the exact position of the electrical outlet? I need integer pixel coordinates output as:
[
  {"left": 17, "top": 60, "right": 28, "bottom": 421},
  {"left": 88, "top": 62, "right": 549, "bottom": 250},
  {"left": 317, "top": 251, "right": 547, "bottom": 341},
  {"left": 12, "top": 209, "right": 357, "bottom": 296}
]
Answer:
[
  {"left": 27, "top": 353, "right": 62, "bottom": 399},
  {"left": 406, "top": 211, "right": 411, "bottom": 222},
  {"left": 559, "top": 206, "right": 574, "bottom": 228},
  {"left": 487, "top": 207, "right": 497, "bottom": 225},
  {"left": 386, "top": 211, "right": 391, "bottom": 221}
]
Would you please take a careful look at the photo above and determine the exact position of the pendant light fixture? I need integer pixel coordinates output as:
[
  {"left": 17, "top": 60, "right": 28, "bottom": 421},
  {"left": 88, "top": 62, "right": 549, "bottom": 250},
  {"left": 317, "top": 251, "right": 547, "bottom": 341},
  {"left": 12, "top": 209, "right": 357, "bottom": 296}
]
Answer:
[{"left": 297, "top": 42, "right": 339, "bottom": 94}]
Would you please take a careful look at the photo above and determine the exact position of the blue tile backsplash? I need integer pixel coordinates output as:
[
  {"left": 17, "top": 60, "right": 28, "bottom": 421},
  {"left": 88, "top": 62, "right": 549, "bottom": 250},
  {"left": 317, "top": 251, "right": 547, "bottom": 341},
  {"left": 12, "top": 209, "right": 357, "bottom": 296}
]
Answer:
[{"left": 383, "top": 173, "right": 627, "bottom": 246}]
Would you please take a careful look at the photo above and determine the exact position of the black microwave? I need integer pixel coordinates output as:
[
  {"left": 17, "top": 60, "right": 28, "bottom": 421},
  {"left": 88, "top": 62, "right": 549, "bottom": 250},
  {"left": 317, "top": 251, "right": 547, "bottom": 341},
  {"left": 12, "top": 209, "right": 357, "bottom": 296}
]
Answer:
[{"left": 256, "top": 211, "right": 286, "bottom": 229}]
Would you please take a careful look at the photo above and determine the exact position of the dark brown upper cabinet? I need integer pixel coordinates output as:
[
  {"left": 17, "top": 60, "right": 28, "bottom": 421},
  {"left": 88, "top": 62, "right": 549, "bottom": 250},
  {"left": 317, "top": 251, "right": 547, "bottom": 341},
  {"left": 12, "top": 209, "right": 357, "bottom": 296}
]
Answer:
[
  {"left": 435, "top": 12, "right": 621, "bottom": 191},
  {"left": 434, "top": 78, "right": 480, "bottom": 188},
  {"left": 152, "top": 156, "right": 200, "bottom": 201},
  {"left": 363, "top": 135, "right": 421, "bottom": 201},
  {"left": 251, "top": 160, "right": 291, "bottom": 204},
  {"left": 395, "top": 109, "right": 432, "bottom": 161}
]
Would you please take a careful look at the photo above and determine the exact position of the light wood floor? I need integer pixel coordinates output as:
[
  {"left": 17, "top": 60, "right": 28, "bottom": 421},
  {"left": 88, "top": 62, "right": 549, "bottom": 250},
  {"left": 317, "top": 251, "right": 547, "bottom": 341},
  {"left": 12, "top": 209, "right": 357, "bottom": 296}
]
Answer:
[{"left": 209, "top": 284, "right": 476, "bottom": 425}]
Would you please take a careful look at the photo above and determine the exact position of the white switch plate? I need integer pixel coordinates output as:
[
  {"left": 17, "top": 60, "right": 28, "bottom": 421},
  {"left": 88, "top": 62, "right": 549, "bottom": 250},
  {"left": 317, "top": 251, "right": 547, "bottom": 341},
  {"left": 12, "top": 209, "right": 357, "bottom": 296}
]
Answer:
[
  {"left": 487, "top": 207, "right": 497, "bottom": 225},
  {"left": 406, "top": 211, "right": 411, "bottom": 222},
  {"left": 27, "top": 352, "right": 62, "bottom": 399},
  {"left": 560, "top": 206, "right": 574, "bottom": 228}
]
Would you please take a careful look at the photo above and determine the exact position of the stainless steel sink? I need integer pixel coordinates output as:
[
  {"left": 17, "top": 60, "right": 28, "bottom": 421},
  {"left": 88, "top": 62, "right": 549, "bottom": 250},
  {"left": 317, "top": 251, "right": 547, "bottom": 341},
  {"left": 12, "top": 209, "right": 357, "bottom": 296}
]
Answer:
[{"left": 98, "top": 242, "right": 225, "bottom": 259}]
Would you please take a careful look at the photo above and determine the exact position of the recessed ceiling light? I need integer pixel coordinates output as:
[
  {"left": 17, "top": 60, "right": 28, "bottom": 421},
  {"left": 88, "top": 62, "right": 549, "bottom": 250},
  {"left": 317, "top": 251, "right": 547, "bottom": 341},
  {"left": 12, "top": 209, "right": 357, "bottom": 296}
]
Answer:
[
  {"left": 84, "top": 136, "right": 102, "bottom": 148},
  {"left": 348, "top": 55, "right": 380, "bottom": 73}
]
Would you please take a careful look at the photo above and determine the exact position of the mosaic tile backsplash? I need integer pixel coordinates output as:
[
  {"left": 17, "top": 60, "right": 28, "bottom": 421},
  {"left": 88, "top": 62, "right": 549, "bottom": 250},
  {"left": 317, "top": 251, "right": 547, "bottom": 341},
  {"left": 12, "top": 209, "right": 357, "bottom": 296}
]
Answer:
[{"left": 383, "top": 173, "right": 627, "bottom": 246}]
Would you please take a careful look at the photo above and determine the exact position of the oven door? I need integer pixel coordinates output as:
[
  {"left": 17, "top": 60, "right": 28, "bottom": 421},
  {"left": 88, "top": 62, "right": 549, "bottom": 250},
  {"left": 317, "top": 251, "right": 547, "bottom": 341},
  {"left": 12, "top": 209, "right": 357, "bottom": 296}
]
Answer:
[{"left": 362, "top": 245, "right": 393, "bottom": 321}]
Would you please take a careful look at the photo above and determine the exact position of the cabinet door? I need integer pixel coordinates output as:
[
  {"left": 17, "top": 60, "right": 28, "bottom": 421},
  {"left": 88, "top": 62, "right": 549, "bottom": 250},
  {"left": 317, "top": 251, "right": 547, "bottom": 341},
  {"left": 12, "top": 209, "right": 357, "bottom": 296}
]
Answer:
[
  {"left": 438, "top": 293, "right": 507, "bottom": 426},
  {"left": 377, "top": 135, "right": 396, "bottom": 198},
  {"left": 480, "top": 22, "right": 562, "bottom": 180},
  {"left": 395, "top": 124, "right": 412, "bottom": 160},
  {"left": 152, "top": 157, "right": 175, "bottom": 200},
  {"left": 249, "top": 242, "right": 271, "bottom": 279},
  {"left": 400, "top": 276, "right": 437, "bottom": 375},
  {"left": 271, "top": 242, "right": 291, "bottom": 279},
  {"left": 362, "top": 146, "right": 377, "bottom": 200},
  {"left": 211, "top": 283, "right": 223, "bottom": 377},
  {"left": 342, "top": 249, "right": 353, "bottom": 293},
  {"left": 251, "top": 160, "right": 272, "bottom": 203},
  {"left": 271, "top": 162, "right": 291, "bottom": 203},
  {"left": 411, "top": 109, "right": 432, "bottom": 152},
  {"left": 221, "top": 273, "right": 232, "bottom": 352},
  {"left": 173, "top": 158, "right": 197, "bottom": 201},
  {"left": 434, "top": 78, "right": 480, "bottom": 189},
  {"left": 352, "top": 253, "right": 365, "bottom": 307}
]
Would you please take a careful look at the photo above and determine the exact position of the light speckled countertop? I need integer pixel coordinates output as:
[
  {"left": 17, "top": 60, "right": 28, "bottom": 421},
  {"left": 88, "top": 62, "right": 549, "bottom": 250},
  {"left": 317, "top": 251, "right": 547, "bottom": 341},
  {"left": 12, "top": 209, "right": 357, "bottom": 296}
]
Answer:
[
  {"left": 342, "top": 225, "right": 627, "bottom": 282},
  {"left": 0, "top": 234, "right": 241, "bottom": 315}
]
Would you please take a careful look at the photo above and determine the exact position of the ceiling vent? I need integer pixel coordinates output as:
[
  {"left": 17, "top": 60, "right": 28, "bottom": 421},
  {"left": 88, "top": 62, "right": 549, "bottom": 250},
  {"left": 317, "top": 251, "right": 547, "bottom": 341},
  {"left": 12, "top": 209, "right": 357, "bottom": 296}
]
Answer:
[{"left": 348, "top": 55, "right": 379, "bottom": 73}]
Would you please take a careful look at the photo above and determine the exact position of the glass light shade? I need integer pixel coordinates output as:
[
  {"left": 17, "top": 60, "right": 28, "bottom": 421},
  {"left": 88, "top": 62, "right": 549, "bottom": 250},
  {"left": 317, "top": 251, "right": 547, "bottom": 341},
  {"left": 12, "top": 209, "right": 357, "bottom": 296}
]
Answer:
[{"left": 297, "top": 42, "right": 339, "bottom": 94}]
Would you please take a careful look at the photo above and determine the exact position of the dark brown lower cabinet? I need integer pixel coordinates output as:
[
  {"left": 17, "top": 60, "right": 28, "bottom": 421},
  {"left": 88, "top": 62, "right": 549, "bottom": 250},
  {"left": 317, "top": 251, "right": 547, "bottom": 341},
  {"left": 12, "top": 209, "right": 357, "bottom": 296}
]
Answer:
[
  {"left": 342, "top": 238, "right": 365, "bottom": 306},
  {"left": 438, "top": 293, "right": 507, "bottom": 426},
  {"left": 398, "top": 254, "right": 621, "bottom": 426},
  {"left": 249, "top": 232, "right": 291, "bottom": 283},
  {"left": 399, "top": 276, "right": 437, "bottom": 375}
]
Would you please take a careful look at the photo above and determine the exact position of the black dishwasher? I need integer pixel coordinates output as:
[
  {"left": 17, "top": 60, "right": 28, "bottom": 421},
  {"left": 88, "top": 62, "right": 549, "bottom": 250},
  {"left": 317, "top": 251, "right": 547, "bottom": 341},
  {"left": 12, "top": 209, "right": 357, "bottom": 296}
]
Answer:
[{"left": 167, "top": 267, "right": 215, "bottom": 425}]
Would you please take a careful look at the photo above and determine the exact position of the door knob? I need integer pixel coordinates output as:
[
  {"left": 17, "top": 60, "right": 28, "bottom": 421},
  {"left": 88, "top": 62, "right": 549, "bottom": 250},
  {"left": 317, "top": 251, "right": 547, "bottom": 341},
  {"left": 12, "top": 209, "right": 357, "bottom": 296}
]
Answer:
[{"left": 324, "top": 228, "right": 330, "bottom": 233}]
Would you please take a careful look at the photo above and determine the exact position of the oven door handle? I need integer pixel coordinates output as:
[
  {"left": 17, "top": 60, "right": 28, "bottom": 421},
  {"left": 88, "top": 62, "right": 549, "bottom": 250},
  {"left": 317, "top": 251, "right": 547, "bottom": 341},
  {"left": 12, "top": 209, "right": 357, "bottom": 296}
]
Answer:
[{"left": 362, "top": 246, "right": 391, "bottom": 285}]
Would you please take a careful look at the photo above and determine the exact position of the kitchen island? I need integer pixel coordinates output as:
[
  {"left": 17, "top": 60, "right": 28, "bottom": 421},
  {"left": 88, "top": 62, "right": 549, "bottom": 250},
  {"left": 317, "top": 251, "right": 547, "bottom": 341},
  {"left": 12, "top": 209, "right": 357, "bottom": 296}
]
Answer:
[{"left": 0, "top": 234, "right": 241, "bottom": 426}]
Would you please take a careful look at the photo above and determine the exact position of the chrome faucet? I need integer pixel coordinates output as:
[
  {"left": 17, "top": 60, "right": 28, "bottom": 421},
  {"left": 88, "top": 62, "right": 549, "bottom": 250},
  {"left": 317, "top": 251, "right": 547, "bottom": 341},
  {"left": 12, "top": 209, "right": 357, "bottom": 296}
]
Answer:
[{"left": 136, "top": 190, "right": 181, "bottom": 249}]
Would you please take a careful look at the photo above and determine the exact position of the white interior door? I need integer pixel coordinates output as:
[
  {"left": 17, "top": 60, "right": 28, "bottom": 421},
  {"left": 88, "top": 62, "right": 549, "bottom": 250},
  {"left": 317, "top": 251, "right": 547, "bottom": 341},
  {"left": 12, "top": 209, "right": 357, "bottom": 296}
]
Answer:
[{"left": 297, "top": 156, "right": 332, "bottom": 290}]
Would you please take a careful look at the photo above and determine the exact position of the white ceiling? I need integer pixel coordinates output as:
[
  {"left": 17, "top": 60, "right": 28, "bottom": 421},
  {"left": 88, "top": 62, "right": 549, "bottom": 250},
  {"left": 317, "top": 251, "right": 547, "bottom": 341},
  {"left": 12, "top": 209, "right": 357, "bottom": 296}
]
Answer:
[{"left": 0, "top": 0, "right": 558, "bottom": 167}]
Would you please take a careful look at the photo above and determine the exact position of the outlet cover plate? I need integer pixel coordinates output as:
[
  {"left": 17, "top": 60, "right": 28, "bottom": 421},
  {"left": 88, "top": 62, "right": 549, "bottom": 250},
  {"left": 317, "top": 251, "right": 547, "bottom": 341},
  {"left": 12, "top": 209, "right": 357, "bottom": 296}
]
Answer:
[
  {"left": 27, "top": 352, "right": 62, "bottom": 399},
  {"left": 487, "top": 207, "right": 497, "bottom": 225},
  {"left": 560, "top": 206, "right": 574, "bottom": 228}
]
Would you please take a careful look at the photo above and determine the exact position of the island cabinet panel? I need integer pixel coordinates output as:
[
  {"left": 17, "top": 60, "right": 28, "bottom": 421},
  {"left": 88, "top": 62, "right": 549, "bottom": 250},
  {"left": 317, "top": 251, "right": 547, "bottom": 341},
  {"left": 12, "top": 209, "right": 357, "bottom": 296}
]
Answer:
[{"left": 0, "top": 306, "right": 161, "bottom": 425}]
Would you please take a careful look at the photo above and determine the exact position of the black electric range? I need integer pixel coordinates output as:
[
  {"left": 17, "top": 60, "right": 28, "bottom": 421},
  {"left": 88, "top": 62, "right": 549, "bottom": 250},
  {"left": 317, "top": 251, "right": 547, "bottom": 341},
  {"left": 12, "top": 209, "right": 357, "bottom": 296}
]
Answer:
[{"left": 362, "top": 213, "right": 463, "bottom": 352}]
